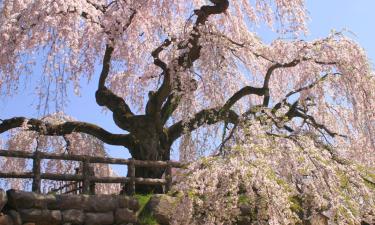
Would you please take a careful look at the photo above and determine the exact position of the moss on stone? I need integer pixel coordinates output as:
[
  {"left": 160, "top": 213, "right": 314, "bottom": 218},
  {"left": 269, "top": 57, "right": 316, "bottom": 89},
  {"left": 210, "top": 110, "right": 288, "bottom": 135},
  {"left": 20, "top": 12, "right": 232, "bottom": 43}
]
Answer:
[
  {"left": 364, "top": 179, "right": 375, "bottom": 190},
  {"left": 238, "top": 194, "right": 251, "bottom": 205},
  {"left": 356, "top": 164, "right": 375, "bottom": 190},
  {"left": 336, "top": 169, "right": 350, "bottom": 190},
  {"left": 289, "top": 195, "right": 303, "bottom": 219}
]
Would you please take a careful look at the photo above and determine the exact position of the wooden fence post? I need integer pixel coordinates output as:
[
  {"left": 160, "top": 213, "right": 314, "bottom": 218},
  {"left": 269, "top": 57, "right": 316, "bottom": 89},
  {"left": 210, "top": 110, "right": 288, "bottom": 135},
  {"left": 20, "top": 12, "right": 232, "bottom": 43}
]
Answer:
[
  {"left": 127, "top": 159, "right": 135, "bottom": 195},
  {"left": 89, "top": 166, "right": 96, "bottom": 195},
  {"left": 82, "top": 158, "right": 91, "bottom": 194},
  {"left": 32, "top": 151, "right": 41, "bottom": 193},
  {"left": 74, "top": 167, "right": 80, "bottom": 194},
  {"left": 165, "top": 161, "right": 172, "bottom": 193}
]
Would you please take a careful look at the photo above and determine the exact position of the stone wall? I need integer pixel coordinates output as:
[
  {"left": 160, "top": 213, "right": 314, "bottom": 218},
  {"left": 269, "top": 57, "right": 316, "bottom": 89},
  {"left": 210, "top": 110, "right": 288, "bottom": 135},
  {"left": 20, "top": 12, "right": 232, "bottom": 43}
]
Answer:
[{"left": 0, "top": 189, "right": 139, "bottom": 225}]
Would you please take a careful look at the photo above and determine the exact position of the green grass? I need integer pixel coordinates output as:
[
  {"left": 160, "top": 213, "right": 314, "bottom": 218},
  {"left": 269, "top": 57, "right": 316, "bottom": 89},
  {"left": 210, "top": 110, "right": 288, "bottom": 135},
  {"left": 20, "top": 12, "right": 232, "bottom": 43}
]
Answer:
[
  {"left": 134, "top": 193, "right": 153, "bottom": 211},
  {"left": 134, "top": 194, "right": 159, "bottom": 225}
]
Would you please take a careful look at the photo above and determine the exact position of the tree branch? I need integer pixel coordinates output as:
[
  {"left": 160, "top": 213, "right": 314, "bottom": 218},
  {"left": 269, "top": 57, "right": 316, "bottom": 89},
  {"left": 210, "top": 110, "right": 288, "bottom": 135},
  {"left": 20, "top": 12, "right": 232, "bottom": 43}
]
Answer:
[
  {"left": 0, "top": 117, "right": 134, "bottom": 148},
  {"left": 145, "top": 0, "right": 229, "bottom": 125},
  {"left": 262, "top": 57, "right": 337, "bottom": 107},
  {"left": 168, "top": 84, "right": 265, "bottom": 142},
  {"left": 168, "top": 108, "right": 238, "bottom": 143},
  {"left": 160, "top": 93, "right": 181, "bottom": 124},
  {"left": 146, "top": 39, "right": 174, "bottom": 116},
  {"left": 94, "top": 9, "right": 137, "bottom": 131},
  {"left": 95, "top": 44, "right": 135, "bottom": 131},
  {"left": 262, "top": 59, "right": 303, "bottom": 107},
  {"left": 287, "top": 108, "right": 343, "bottom": 137},
  {"left": 222, "top": 86, "right": 266, "bottom": 111}
]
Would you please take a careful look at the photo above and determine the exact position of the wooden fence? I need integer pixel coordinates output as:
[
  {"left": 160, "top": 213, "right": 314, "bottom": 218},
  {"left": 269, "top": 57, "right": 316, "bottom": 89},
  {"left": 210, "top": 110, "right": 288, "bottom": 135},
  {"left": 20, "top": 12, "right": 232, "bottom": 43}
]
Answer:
[
  {"left": 0, "top": 149, "right": 184, "bottom": 195},
  {"left": 48, "top": 167, "right": 89, "bottom": 195}
]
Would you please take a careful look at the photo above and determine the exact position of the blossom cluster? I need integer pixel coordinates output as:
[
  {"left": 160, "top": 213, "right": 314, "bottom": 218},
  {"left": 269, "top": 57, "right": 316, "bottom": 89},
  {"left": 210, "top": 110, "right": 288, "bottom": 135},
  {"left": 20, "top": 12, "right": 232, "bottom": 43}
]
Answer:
[{"left": 171, "top": 122, "right": 375, "bottom": 224}]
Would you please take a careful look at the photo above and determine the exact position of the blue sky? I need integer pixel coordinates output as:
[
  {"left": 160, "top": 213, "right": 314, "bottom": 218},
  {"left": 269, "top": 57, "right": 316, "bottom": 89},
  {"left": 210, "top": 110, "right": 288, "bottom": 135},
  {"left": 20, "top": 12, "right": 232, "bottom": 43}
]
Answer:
[{"left": 1, "top": 1, "right": 375, "bottom": 176}]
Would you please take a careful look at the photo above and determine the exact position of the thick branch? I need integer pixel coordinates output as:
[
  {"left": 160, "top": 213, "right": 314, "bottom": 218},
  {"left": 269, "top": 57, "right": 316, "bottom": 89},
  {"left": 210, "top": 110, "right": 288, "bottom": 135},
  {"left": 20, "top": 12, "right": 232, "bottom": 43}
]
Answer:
[
  {"left": 94, "top": 9, "right": 137, "bottom": 131},
  {"left": 146, "top": 39, "right": 174, "bottom": 116},
  {"left": 160, "top": 94, "right": 181, "bottom": 124},
  {"left": 98, "top": 44, "right": 114, "bottom": 89},
  {"left": 168, "top": 84, "right": 265, "bottom": 142},
  {"left": 0, "top": 117, "right": 134, "bottom": 147},
  {"left": 176, "top": 0, "right": 229, "bottom": 67},
  {"left": 145, "top": 0, "right": 229, "bottom": 123},
  {"left": 95, "top": 45, "right": 134, "bottom": 130},
  {"left": 195, "top": 0, "right": 229, "bottom": 25},
  {"left": 262, "top": 59, "right": 303, "bottom": 107},
  {"left": 168, "top": 108, "right": 238, "bottom": 142},
  {"left": 223, "top": 86, "right": 266, "bottom": 111}
]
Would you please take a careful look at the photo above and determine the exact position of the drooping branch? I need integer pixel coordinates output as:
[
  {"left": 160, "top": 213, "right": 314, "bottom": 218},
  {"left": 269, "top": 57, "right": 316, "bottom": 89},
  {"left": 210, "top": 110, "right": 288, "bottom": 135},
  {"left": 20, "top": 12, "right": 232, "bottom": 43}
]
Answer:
[
  {"left": 267, "top": 98, "right": 344, "bottom": 138},
  {"left": 265, "top": 72, "right": 346, "bottom": 137},
  {"left": 285, "top": 105, "right": 343, "bottom": 137},
  {"left": 81, "top": 2, "right": 137, "bottom": 36},
  {"left": 262, "top": 57, "right": 337, "bottom": 107},
  {"left": 0, "top": 117, "right": 134, "bottom": 147},
  {"left": 272, "top": 72, "right": 341, "bottom": 113},
  {"left": 262, "top": 59, "right": 305, "bottom": 107}
]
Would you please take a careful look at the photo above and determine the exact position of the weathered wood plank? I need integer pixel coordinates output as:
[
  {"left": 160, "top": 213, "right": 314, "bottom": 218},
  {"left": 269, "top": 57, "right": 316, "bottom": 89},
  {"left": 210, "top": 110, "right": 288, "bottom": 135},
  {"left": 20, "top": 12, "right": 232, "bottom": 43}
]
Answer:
[
  {"left": 41, "top": 173, "right": 83, "bottom": 181},
  {"left": 165, "top": 161, "right": 173, "bottom": 192},
  {"left": 0, "top": 172, "right": 33, "bottom": 179},
  {"left": 32, "top": 151, "right": 41, "bottom": 193},
  {"left": 91, "top": 177, "right": 166, "bottom": 185},
  {"left": 127, "top": 159, "right": 135, "bottom": 195},
  {"left": 0, "top": 149, "right": 186, "bottom": 194},
  {"left": 0, "top": 149, "right": 185, "bottom": 168},
  {"left": 0, "top": 150, "right": 33, "bottom": 158},
  {"left": 82, "top": 158, "right": 91, "bottom": 194}
]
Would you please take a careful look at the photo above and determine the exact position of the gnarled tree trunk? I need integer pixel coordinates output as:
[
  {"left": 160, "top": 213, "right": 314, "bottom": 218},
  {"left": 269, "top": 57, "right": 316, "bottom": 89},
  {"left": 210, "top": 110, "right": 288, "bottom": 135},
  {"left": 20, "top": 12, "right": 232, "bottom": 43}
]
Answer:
[{"left": 124, "top": 118, "right": 172, "bottom": 194}]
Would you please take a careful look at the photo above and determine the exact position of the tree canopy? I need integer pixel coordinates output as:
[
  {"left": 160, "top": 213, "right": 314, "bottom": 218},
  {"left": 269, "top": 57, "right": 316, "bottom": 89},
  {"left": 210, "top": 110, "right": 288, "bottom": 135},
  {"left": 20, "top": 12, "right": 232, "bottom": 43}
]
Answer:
[{"left": 0, "top": 0, "right": 374, "bottom": 195}]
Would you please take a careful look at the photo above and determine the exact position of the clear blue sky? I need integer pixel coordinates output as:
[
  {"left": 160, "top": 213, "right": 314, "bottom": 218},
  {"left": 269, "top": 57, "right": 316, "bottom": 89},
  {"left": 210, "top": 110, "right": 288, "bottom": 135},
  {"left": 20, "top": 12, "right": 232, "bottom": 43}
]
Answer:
[{"left": 1, "top": 1, "right": 375, "bottom": 176}]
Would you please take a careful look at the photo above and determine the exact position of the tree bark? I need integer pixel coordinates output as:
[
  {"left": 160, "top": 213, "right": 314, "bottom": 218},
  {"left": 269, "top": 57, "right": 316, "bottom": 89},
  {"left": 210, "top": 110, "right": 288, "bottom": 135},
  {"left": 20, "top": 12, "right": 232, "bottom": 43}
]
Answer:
[
  {"left": 128, "top": 151, "right": 170, "bottom": 194},
  {"left": 124, "top": 123, "right": 171, "bottom": 194}
]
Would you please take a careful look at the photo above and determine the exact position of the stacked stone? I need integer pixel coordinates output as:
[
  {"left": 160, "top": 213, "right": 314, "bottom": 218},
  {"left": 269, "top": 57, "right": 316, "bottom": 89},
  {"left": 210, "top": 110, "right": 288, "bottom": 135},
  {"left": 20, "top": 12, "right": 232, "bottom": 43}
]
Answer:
[{"left": 0, "top": 189, "right": 139, "bottom": 225}]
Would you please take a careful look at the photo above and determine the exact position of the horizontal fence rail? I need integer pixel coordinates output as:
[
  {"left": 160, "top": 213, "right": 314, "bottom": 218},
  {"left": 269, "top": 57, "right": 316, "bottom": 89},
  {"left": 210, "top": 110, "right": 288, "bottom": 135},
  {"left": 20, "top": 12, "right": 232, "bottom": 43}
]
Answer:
[{"left": 0, "top": 149, "right": 185, "bottom": 195}]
